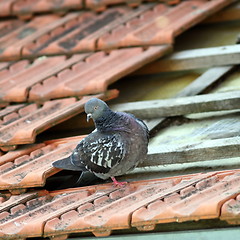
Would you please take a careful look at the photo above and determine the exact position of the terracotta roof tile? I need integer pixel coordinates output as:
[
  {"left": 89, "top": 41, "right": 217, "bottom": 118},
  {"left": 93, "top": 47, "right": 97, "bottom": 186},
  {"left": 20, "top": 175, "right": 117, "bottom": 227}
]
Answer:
[
  {"left": 28, "top": 5, "right": 150, "bottom": 56},
  {"left": 0, "top": 0, "right": 16, "bottom": 17},
  {"left": 85, "top": 1, "right": 182, "bottom": 12},
  {"left": 0, "top": 1, "right": 182, "bottom": 17},
  {"left": 0, "top": 0, "right": 234, "bottom": 61},
  {"left": 0, "top": 15, "right": 61, "bottom": 60},
  {"left": 0, "top": 143, "right": 44, "bottom": 165},
  {"left": 0, "top": 170, "right": 239, "bottom": 239},
  {"left": 29, "top": 46, "right": 170, "bottom": 102},
  {"left": 0, "top": 90, "right": 118, "bottom": 150},
  {"left": 221, "top": 194, "right": 240, "bottom": 225},
  {"left": 132, "top": 173, "right": 240, "bottom": 229},
  {"left": 0, "top": 45, "right": 170, "bottom": 103},
  {"left": 27, "top": 0, "right": 233, "bottom": 56},
  {"left": 0, "top": 54, "right": 90, "bottom": 103},
  {"left": 12, "top": 0, "right": 83, "bottom": 17},
  {"left": 0, "top": 137, "right": 84, "bottom": 193},
  {"left": 98, "top": 0, "right": 221, "bottom": 50},
  {"left": 0, "top": 1, "right": 238, "bottom": 238},
  {"left": 0, "top": 19, "right": 25, "bottom": 38},
  {"left": 0, "top": 0, "right": 83, "bottom": 18}
]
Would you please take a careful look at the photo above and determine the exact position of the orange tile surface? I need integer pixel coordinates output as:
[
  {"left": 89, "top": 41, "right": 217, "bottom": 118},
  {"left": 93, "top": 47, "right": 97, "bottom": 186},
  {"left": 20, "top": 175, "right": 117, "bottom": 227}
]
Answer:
[
  {"left": 0, "top": 170, "right": 239, "bottom": 239},
  {"left": 0, "top": 0, "right": 83, "bottom": 17},
  {"left": 0, "top": 143, "right": 44, "bottom": 165},
  {"left": 221, "top": 194, "right": 240, "bottom": 225},
  {"left": 0, "top": 54, "right": 89, "bottom": 102},
  {"left": 0, "top": 90, "right": 118, "bottom": 150},
  {"left": 0, "top": 1, "right": 183, "bottom": 17},
  {"left": 0, "top": 0, "right": 234, "bottom": 61},
  {"left": 132, "top": 173, "right": 240, "bottom": 230},
  {"left": 29, "top": 5, "right": 150, "bottom": 56},
  {"left": 98, "top": 0, "right": 233, "bottom": 50},
  {"left": 0, "top": 15, "right": 61, "bottom": 60},
  {"left": 0, "top": 46, "right": 170, "bottom": 103},
  {"left": 0, "top": 137, "right": 84, "bottom": 192},
  {"left": 27, "top": 0, "right": 233, "bottom": 56},
  {"left": 29, "top": 46, "right": 170, "bottom": 102},
  {"left": 0, "top": 1, "right": 239, "bottom": 239}
]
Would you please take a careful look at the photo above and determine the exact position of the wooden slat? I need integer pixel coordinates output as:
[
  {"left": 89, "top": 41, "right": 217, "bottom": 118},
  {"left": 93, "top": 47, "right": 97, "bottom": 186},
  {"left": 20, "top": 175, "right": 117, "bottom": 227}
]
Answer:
[
  {"left": 175, "top": 66, "right": 234, "bottom": 97},
  {"left": 143, "top": 66, "right": 234, "bottom": 131},
  {"left": 141, "top": 137, "right": 240, "bottom": 167},
  {"left": 135, "top": 45, "right": 240, "bottom": 74},
  {"left": 112, "top": 91, "right": 240, "bottom": 119}
]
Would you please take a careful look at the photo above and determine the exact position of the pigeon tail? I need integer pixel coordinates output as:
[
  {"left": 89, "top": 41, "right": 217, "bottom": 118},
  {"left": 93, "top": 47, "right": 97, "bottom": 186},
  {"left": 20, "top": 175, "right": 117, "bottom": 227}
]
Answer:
[{"left": 52, "top": 156, "right": 85, "bottom": 171}]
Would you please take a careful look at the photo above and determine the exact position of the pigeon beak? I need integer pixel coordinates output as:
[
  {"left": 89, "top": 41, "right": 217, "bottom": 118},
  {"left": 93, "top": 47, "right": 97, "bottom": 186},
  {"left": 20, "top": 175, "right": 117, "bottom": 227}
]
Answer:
[{"left": 87, "top": 113, "right": 92, "bottom": 122}]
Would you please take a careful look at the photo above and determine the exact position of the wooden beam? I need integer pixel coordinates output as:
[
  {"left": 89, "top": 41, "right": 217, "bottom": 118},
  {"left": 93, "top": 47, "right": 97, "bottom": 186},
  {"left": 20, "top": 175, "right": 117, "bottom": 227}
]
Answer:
[
  {"left": 140, "top": 137, "right": 240, "bottom": 167},
  {"left": 134, "top": 45, "right": 240, "bottom": 74},
  {"left": 144, "top": 66, "right": 234, "bottom": 131},
  {"left": 175, "top": 66, "right": 234, "bottom": 97},
  {"left": 112, "top": 91, "right": 240, "bottom": 119}
]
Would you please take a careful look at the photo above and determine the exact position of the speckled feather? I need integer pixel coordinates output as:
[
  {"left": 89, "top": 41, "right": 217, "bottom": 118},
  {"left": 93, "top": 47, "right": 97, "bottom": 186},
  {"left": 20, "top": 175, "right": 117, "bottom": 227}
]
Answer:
[{"left": 52, "top": 98, "right": 149, "bottom": 181}]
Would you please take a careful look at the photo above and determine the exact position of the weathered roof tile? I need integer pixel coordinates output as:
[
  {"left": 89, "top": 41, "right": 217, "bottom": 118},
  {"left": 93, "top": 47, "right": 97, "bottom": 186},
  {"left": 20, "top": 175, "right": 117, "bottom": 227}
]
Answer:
[
  {"left": 0, "top": 0, "right": 83, "bottom": 17},
  {"left": 29, "top": 46, "right": 170, "bottom": 102},
  {"left": 0, "top": 0, "right": 234, "bottom": 61},
  {"left": 0, "top": 170, "right": 239, "bottom": 239},
  {"left": 0, "top": 45, "right": 170, "bottom": 103},
  {"left": 221, "top": 194, "right": 240, "bottom": 225},
  {"left": 0, "top": 138, "right": 82, "bottom": 192},
  {"left": 0, "top": 90, "right": 118, "bottom": 149}
]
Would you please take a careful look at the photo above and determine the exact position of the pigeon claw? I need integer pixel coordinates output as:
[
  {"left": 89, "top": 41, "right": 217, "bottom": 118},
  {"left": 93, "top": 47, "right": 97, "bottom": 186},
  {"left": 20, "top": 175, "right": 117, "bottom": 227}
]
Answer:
[{"left": 111, "top": 177, "right": 127, "bottom": 187}]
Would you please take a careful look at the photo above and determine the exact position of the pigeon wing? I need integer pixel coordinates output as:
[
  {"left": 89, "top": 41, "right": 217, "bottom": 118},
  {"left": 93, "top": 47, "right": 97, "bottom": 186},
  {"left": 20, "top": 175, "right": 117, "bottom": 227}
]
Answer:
[{"left": 75, "top": 133, "right": 126, "bottom": 174}]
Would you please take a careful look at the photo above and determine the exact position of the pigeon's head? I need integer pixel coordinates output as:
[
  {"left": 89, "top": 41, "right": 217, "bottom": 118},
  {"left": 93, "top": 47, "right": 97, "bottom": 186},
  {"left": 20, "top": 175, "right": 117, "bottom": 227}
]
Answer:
[{"left": 84, "top": 98, "right": 110, "bottom": 122}]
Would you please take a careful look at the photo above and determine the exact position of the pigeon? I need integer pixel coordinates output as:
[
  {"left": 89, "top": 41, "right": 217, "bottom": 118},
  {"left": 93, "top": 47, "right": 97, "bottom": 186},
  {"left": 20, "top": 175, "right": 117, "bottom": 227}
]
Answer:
[{"left": 52, "top": 98, "right": 149, "bottom": 187}]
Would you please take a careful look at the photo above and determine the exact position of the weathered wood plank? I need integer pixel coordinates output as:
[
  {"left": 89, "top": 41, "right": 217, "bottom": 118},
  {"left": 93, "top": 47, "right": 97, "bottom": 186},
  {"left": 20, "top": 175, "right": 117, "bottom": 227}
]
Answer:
[
  {"left": 135, "top": 45, "right": 240, "bottom": 74},
  {"left": 175, "top": 66, "right": 234, "bottom": 97},
  {"left": 112, "top": 91, "right": 240, "bottom": 119},
  {"left": 143, "top": 66, "right": 234, "bottom": 131},
  {"left": 141, "top": 137, "right": 240, "bottom": 167}
]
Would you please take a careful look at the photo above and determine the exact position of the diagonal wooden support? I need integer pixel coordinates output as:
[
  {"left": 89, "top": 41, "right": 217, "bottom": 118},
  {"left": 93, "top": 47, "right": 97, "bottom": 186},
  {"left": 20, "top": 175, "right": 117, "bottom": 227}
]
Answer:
[{"left": 142, "top": 66, "right": 235, "bottom": 132}]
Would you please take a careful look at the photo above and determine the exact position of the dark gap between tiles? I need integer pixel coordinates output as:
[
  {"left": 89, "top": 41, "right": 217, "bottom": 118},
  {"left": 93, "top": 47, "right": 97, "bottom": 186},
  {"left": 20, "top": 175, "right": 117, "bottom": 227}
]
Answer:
[{"left": 44, "top": 170, "right": 103, "bottom": 191}]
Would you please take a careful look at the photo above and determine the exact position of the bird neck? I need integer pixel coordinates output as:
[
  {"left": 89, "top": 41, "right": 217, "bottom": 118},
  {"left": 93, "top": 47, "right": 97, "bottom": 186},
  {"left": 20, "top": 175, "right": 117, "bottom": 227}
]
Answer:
[{"left": 94, "top": 111, "right": 130, "bottom": 133}]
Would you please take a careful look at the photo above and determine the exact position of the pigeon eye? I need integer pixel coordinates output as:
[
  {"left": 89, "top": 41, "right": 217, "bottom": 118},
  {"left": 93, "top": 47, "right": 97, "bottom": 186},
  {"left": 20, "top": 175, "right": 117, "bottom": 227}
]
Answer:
[{"left": 94, "top": 106, "right": 98, "bottom": 110}]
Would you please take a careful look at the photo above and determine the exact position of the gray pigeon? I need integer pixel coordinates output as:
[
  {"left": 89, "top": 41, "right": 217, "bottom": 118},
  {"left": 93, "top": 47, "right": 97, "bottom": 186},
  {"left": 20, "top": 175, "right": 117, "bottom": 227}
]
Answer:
[{"left": 52, "top": 98, "right": 149, "bottom": 186}]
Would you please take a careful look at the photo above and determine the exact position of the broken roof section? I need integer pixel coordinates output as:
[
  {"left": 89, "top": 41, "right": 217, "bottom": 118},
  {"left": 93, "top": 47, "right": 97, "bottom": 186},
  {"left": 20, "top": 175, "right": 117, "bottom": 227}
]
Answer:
[
  {"left": 0, "top": 1, "right": 239, "bottom": 239},
  {"left": 0, "top": 0, "right": 234, "bottom": 151}
]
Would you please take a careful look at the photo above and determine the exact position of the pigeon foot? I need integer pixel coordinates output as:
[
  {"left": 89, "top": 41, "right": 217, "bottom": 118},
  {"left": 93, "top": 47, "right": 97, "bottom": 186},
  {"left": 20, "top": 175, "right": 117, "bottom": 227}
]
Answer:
[{"left": 111, "top": 177, "right": 127, "bottom": 187}]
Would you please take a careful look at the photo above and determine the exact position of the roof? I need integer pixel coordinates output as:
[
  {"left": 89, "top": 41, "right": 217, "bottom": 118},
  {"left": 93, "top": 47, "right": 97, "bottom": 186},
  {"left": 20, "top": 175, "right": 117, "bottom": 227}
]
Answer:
[
  {"left": 0, "top": 0, "right": 240, "bottom": 239},
  {"left": 0, "top": 170, "right": 240, "bottom": 239}
]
